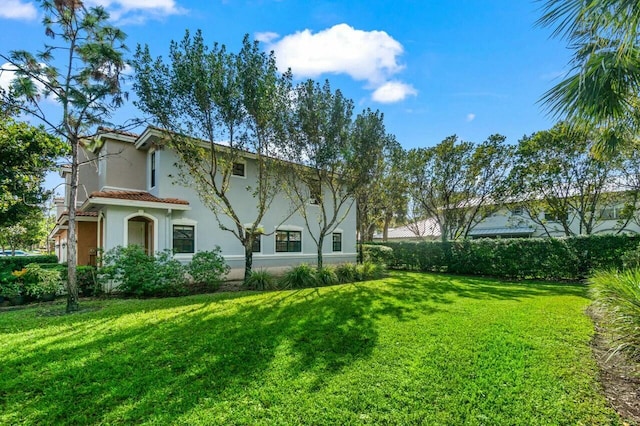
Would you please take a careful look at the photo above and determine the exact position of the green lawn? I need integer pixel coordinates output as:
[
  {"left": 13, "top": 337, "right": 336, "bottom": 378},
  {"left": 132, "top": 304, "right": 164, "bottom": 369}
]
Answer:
[{"left": 0, "top": 272, "right": 619, "bottom": 425}]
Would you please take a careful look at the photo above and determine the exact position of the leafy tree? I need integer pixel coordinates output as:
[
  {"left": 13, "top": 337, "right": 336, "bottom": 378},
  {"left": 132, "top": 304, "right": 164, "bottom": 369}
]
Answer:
[
  {"left": 538, "top": 0, "right": 640, "bottom": 155},
  {"left": 285, "top": 80, "right": 354, "bottom": 268},
  {"left": 133, "top": 31, "right": 294, "bottom": 282},
  {"left": 0, "top": 118, "right": 66, "bottom": 228},
  {"left": 0, "top": 0, "right": 128, "bottom": 312},
  {"left": 509, "top": 123, "right": 618, "bottom": 236},
  {"left": 348, "top": 110, "right": 406, "bottom": 243},
  {"left": 406, "top": 135, "right": 511, "bottom": 242}
]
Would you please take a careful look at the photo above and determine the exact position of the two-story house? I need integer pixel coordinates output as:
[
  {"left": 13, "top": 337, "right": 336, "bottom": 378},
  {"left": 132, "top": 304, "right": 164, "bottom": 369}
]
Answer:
[{"left": 49, "top": 127, "right": 358, "bottom": 278}]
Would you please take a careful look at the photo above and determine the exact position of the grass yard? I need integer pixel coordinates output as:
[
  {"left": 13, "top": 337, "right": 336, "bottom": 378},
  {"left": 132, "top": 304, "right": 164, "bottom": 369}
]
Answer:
[{"left": 0, "top": 272, "right": 619, "bottom": 425}]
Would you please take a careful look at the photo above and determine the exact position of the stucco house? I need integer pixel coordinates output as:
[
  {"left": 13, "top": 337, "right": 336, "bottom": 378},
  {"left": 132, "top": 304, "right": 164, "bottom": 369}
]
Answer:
[
  {"left": 374, "top": 203, "right": 640, "bottom": 242},
  {"left": 49, "top": 127, "right": 357, "bottom": 278}
]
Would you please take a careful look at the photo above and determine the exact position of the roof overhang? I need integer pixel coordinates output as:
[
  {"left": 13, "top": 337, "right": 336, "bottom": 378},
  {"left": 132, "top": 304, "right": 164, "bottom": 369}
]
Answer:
[
  {"left": 469, "top": 227, "right": 535, "bottom": 238},
  {"left": 81, "top": 197, "right": 191, "bottom": 212}
]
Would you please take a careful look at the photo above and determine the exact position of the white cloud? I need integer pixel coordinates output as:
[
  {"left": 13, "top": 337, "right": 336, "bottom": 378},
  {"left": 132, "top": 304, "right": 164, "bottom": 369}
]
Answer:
[
  {"left": 372, "top": 81, "right": 417, "bottom": 103},
  {"left": 466, "top": 113, "right": 476, "bottom": 122},
  {"left": 86, "top": 0, "right": 186, "bottom": 24},
  {"left": 267, "top": 23, "right": 403, "bottom": 85},
  {"left": 255, "top": 31, "right": 280, "bottom": 44},
  {"left": 0, "top": 0, "right": 37, "bottom": 20},
  {"left": 265, "top": 23, "right": 415, "bottom": 103}
]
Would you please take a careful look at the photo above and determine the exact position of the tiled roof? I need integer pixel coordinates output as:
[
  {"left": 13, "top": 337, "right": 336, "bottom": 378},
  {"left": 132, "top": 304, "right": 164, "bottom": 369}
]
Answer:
[
  {"left": 58, "top": 211, "right": 99, "bottom": 218},
  {"left": 374, "top": 218, "right": 441, "bottom": 240},
  {"left": 89, "top": 190, "right": 189, "bottom": 205},
  {"left": 96, "top": 126, "right": 140, "bottom": 138}
]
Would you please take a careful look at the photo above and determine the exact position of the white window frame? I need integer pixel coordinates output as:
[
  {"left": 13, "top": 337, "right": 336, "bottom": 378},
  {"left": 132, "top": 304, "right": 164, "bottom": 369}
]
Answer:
[
  {"left": 172, "top": 218, "right": 198, "bottom": 258},
  {"left": 231, "top": 161, "right": 246, "bottom": 179},
  {"left": 275, "top": 225, "right": 303, "bottom": 254},
  {"left": 149, "top": 149, "right": 157, "bottom": 190}
]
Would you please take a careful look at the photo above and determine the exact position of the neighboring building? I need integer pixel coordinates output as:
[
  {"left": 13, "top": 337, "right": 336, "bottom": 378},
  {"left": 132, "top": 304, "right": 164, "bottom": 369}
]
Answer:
[
  {"left": 373, "top": 218, "right": 441, "bottom": 241},
  {"left": 49, "top": 127, "right": 357, "bottom": 278},
  {"left": 373, "top": 203, "right": 639, "bottom": 242}
]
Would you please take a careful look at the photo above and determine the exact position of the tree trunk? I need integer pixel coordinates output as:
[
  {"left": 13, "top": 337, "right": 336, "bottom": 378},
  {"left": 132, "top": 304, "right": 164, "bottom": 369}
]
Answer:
[
  {"left": 317, "top": 234, "right": 324, "bottom": 269},
  {"left": 66, "top": 139, "right": 80, "bottom": 313},
  {"left": 383, "top": 213, "right": 391, "bottom": 242},
  {"left": 244, "top": 243, "right": 253, "bottom": 283}
]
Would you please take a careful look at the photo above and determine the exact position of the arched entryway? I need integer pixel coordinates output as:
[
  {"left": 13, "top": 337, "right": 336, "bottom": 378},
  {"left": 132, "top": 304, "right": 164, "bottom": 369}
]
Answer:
[{"left": 126, "top": 214, "right": 155, "bottom": 254}]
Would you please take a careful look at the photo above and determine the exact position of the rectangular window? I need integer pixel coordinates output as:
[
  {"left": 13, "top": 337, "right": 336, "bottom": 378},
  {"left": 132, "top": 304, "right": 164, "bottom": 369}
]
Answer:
[
  {"left": 309, "top": 179, "right": 321, "bottom": 204},
  {"left": 544, "top": 211, "right": 568, "bottom": 222},
  {"left": 232, "top": 162, "right": 245, "bottom": 177},
  {"left": 173, "top": 225, "right": 194, "bottom": 254},
  {"left": 600, "top": 207, "right": 619, "bottom": 220},
  {"left": 332, "top": 233, "right": 342, "bottom": 252},
  {"left": 251, "top": 234, "right": 261, "bottom": 253},
  {"left": 150, "top": 151, "right": 156, "bottom": 188},
  {"left": 276, "top": 230, "right": 301, "bottom": 253},
  {"left": 511, "top": 206, "right": 524, "bottom": 216}
]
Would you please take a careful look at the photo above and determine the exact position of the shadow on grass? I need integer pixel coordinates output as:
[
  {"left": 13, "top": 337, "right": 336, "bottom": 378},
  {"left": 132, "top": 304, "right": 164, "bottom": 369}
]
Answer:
[{"left": 0, "top": 271, "right": 588, "bottom": 424}]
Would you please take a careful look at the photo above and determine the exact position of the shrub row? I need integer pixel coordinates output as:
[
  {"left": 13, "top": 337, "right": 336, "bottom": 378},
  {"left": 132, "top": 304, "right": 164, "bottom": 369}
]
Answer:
[
  {"left": 245, "top": 262, "right": 387, "bottom": 291},
  {"left": 372, "top": 234, "right": 640, "bottom": 281},
  {"left": 99, "top": 245, "right": 230, "bottom": 297},
  {"left": 0, "top": 255, "right": 58, "bottom": 273}
]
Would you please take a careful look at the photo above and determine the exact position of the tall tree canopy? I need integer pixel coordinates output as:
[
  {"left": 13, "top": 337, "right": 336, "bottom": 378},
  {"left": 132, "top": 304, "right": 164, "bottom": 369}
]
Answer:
[
  {"left": 0, "top": 118, "right": 67, "bottom": 228},
  {"left": 508, "top": 123, "right": 617, "bottom": 236},
  {"left": 0, "top": 0, "right": 128, "bottom": 312},
  {"left": 133, "top": 31, "right": 294, "bottom": 281},
  {"left": 405, "top": 134, "right": 511, "bottom": 242},
  {"left": 285, "top": 80, "right": 355, "bottom": 268},
  {"left": 539, "top": 0, "right": 640, "bottom": 154}
]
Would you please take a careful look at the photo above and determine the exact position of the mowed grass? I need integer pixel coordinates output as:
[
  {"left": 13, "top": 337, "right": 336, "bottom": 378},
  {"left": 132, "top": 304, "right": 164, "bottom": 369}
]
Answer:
[{"left": 0, "top": 272, "right": 619, "bottom": 425}]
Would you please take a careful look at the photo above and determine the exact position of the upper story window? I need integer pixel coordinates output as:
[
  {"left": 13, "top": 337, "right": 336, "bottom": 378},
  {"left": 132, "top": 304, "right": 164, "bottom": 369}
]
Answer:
[
  {"left": 511, "top": 206, "right": 524, "bottom": 216},
  {"left": 276, "top": 230, "right": 301, "bottom": 253},
  {"left": 232, "top": 162, "right": 245, "bottom": 177},
  {"left": 150, "top": 151, "right": 156, "bottom": 188},
  {"left": 544, "top": 210, "right": 568, "bottom": 222},
  {"left": 600, "top": 207, "right": 620, "bottom": 220},
  {"left": 309, "top": 179, "right": 321, "bottom": 205}
]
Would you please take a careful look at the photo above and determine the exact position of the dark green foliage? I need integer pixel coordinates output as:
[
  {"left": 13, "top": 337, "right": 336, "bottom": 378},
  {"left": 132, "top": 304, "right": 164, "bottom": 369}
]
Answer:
[
  {"left": 245, "top": 269, "right": 276, "bottom": 290},
  {"left": 187, "top": 248, "right": 230, "bottom": 291},
  {"left": 22, "top": 263, "right": 62, "bottom": 298},
  {"left": 334, "top": 263, "right": 358, "bottom": 284},
  {"left": 280, "top": 264, "right": 318, "bottom": 289},
  {"left": 377, "top": 234, "right": 640, "bottom": 281},
  {"left": 590, "top": 269, "right": 640, "bottom": 361},
  {"left": 76, "top": 266, "right": 100, "bottom": 297},
  {"left": 0, "top": 255, "right": 58, "bottom": 273},
  {"left": 356, "top": 262, "right": 387, "bottom": 280},
  {"left": 622, "top": 243, "right": 640, "bottom": 269},
  {"left": 315, "top": 267, "right": 339, "bottom": 286},
  {"left": 100, "top": 246, "right": 187, "bottom": 297},
  {"left": 360, "top": 244, "right": 394, "bottom": 266}
]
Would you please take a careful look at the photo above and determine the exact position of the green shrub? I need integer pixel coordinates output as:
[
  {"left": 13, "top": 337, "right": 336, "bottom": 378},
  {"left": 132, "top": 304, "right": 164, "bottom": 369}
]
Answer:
[
  {"left": 0, "top": 274, "right": 21, "bottom": 298},
  {"left": 374, "top": 234, "right": 640, "bottom": 281},
  {"left": 361, "top": 244, "right": 394, "bottom": 266},
  {"left": 187, "top": 248, "right": 230, "bottom": 291},
  {"left": 622, "top": 243, "right": 640, "bottom": 269},
  {"left": 0, "top": 255, "right": 58, "bottom": 273},
  {"left": 22, "top": 263, "right": 62, "bottom": 298},
  {"left": 590, "top": 269, "right": 640, "bottom": 361},
  {"left": 280, "top": 264, "right": 318, "bottom": 289},
  {"left": 245, "top": 269, "right": 276, "bottom": 290},
  {"left": 99, "top": 246, "right": 186, "bottom": 297},
  {"left": 315, "top": 267, "right": 339, "bottom": 286},
  {"left": 357, "top": 261, "right": 386, "bottom": 281},
  {"left": 77, "top": 266, "right": 101, "bottom": 297},
  {"left": 335, "top": 263, "right": 357, "bottom": 284}
]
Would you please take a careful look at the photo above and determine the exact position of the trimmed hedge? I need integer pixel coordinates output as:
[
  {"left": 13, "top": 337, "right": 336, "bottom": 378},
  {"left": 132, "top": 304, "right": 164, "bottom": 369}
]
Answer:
[
  {"left": 373, "top": 234, "right": 640, "bottom": 281},
  {"left": 0, "top": 255, "right": 58, "bottom": 273}
]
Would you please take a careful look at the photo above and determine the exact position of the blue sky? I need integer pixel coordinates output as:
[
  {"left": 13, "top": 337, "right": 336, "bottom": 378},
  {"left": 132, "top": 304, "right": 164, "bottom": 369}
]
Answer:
[{"left": 1, "top": 0, "right": 570, "bottom": 153}]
